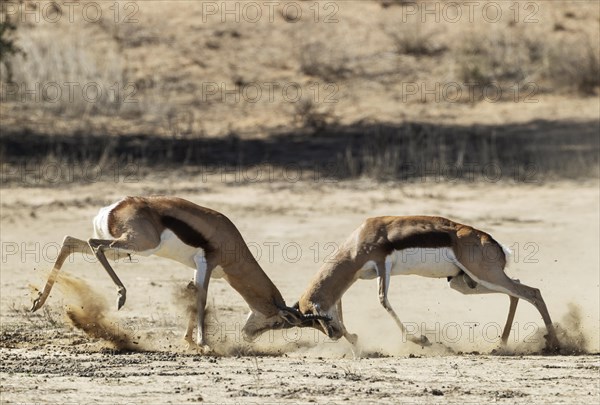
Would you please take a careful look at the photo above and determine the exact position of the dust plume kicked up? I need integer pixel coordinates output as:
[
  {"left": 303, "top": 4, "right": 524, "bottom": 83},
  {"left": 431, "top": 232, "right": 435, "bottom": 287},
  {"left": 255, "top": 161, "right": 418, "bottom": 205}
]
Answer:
[
  {"left": 553, "top": 302, "right": 590, "bottom": 355},
  {"left": 172, "top": 281, "right": 199, "bottom": 321},
  {"left": 495, "top": 302, "right": 592, "bottom": 356},
  {"left": 57, "top": 273, "right": 141, "bottom": 351}
]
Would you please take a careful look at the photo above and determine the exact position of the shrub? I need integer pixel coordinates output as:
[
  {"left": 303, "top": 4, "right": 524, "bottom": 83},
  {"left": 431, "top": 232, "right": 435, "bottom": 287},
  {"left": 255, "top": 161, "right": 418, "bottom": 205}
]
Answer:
[
  {"left": 299, "top": 41, "right": 353, "bottom": 81},
  {"left": 388, "top": 25, "right": 446, "bottom": 57},
  {"left": 544, "top": 35, "right": 599, "bottom": 95}
]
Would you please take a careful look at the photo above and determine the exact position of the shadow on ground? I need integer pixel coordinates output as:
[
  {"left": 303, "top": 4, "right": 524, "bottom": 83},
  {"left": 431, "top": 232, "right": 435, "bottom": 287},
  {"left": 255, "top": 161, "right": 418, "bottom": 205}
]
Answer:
[{"left": 2, "top": 120, "right": 598, "bottom": 181}]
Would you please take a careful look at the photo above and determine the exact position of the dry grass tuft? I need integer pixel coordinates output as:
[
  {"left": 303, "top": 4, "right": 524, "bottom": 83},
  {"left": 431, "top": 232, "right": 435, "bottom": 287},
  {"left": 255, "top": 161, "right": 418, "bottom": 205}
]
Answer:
[
  {"left": 1, "top": 1, "right": 598, "bottom": 180},
  {"left": 388, "top": 22, "right": 446, "bottom": 57},
  {"left": 544, "top": 35, "right": 600, "bottom": 95}
]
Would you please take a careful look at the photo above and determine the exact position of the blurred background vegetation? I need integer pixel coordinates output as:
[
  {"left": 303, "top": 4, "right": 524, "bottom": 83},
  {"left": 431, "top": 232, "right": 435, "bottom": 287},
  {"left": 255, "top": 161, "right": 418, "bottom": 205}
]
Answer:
[{"left": 0, "top": 0, "right": 598, "bottom": 181}]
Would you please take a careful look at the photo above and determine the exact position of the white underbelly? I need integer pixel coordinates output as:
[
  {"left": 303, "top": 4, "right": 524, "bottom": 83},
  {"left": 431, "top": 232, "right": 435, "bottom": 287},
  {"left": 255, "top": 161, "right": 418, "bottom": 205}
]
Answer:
[
  {"left": 93, "top": 219, "right": 225, "bottom": 277},
  {"left": 139, "top": 229, "right": 203, "bottom": 269},
  {"left": 389, "top": 247, "right": 461, "bottom": 278}
]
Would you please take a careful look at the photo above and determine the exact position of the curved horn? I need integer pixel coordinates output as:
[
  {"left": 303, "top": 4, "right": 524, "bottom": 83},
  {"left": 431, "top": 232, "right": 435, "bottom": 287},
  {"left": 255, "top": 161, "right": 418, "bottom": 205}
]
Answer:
[
  {"left": 301, "top": 313, "right": 331, "bottom": 322},
  {"left": 278, "top": 305, "right": 330, "bottom": 326}
]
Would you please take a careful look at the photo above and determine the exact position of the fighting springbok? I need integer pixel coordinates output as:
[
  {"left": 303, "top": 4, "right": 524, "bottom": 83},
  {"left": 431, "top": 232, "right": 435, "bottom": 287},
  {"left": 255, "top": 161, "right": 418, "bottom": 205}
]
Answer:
[
  {"left": 297, "top": 216, "right": 560, "bottom": 350},
  {"left": 31, "top": 196, "right": 322, "bottom": 350}
]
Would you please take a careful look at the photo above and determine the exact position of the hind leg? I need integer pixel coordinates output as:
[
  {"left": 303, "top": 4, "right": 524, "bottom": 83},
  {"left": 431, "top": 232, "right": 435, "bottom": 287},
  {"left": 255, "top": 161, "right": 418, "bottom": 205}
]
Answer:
[
  {"left": 31, "top": 236, "right": 91, "bottom": 312},
  {"left": 88, "top": 234, "right": 160, "bottom": 310},
  {"left": 477, "top": 274, "right": 555, "bottom": 349},
  {"left": 454, "top": 230, "right": 559, "bottom": 350},
  {"left": 87, "top": 239, "right": 131, "bottom": 310},
  {"left": 457, "top": 261, "right": 558, "bottom": 350},
  {"left": 501, "top": 279, "right": 557, "bottom": 349},
  {"left": 193, "top": 255, "right": 212, "bottom": 348},
  {"left": 448, "top": 273, "right": 520, "bottom": 345},
  {"left": 501, "top": 296, "right": 519, "bottom": 345}
]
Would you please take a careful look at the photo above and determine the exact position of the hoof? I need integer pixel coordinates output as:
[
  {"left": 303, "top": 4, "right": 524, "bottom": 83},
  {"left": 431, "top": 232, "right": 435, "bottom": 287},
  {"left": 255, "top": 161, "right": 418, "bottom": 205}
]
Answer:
[
  {"left": 31, "top": 295, "right": 42, "bottom": 312},
  {"left": 350, "top": 345, "right": 363, "bottom": 360},
  {"left": 117, "top": 294, "right": 126, "bottom": 311},
  {"left": 31, "top": 292, "right": 45, "bottom": 312},
  {"left": 410, "top": 335, "right": 432, "bottom": 347},
  {"left": 185, "top": 340, "right": 211, "bottom": 354},
  {"left": 543, "top": 335, "right": 561, "bottom": 353},
  {"left": 116, "top": 290, "right": 127, "bottom": 310}
]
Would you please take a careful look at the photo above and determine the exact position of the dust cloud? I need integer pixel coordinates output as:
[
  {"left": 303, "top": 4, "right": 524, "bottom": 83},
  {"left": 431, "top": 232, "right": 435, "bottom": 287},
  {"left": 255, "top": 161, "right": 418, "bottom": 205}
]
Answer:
[
  {"left": 49, "top": 272, "right": 597, "bottom": 356},
  {"left": 553, "top": 303, "right": 591, "bottom": 355},
  {"left": 57, "top": 273, "right": 141, "bottom": 351},
  {"left": 172, "top": 282, "right": 198, "bottom": 320},
  {"left": 494, "top": 302, "right": 593, "bottom": 356}
]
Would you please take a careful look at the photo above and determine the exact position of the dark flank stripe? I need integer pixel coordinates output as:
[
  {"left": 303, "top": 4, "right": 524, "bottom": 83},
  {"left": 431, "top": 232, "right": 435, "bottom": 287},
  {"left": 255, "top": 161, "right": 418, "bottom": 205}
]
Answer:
[
  {"left": 386, "top": 231, "right": 452, "bottom": 253},
  {"left": 160, "top": 215, "right": 213, "bottom": 252}
]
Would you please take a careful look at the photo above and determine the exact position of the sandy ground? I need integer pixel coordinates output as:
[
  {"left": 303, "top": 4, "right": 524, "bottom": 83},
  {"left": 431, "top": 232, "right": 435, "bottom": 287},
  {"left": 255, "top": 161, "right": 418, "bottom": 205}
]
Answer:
[{"left": 1, "top": 175, "right": 599, "bottom": 404}]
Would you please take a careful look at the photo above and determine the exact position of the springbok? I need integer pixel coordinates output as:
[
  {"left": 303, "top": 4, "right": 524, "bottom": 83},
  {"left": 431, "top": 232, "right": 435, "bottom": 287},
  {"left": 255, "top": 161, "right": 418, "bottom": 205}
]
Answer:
[
  {"left": 31, "top": 196, "right": 322, "bottom": 350},
  {"left": 297, "top": 216, "right": 560, "bottom": 351}
]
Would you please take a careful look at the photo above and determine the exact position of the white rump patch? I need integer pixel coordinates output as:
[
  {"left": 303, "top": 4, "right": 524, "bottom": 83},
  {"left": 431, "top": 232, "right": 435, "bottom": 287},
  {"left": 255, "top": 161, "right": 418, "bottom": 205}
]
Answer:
[
  {"left": 92, "top": 199, "right": 124, "bottom": 239},
  {"left": 500, "top": 242, "right": 512, "bottom": 268}
]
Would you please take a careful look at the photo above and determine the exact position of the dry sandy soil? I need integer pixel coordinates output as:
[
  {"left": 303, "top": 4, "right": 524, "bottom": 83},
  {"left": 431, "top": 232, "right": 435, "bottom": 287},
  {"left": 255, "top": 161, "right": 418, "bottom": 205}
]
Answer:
[
  {"left": 1, "top": 175, "right": 599, "bottom": 404},
  {"left": 1, "top": 1, "right": 599, "bottom": 403}
]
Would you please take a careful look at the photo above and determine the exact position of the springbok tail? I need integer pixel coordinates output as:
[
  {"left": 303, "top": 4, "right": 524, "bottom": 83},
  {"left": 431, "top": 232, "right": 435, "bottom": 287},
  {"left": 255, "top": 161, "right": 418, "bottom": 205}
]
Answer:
[{"left": 499, "top": 242, "right": 512, "bottom": 268}]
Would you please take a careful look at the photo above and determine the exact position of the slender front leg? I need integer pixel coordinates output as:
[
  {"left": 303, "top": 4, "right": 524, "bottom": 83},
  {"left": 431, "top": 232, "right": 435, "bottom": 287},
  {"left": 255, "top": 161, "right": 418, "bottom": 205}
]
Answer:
[
  {"left": 193, "top": 255, "right": 211, "bottom": 348},
  {"left": 501, "top": 295, "right": 519, "bottom": 345},
  {"left": 336, "top": 299, "right": 361, "bottom": 359},
  {"left": 31, "top": 236, "right": 92, "bottom": 312},
  {"left": 336, "top": 300, "right": 358, "bottom": 346},
  {"left": 377, "top": 260, "right": 431, "bottom": 347}
]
